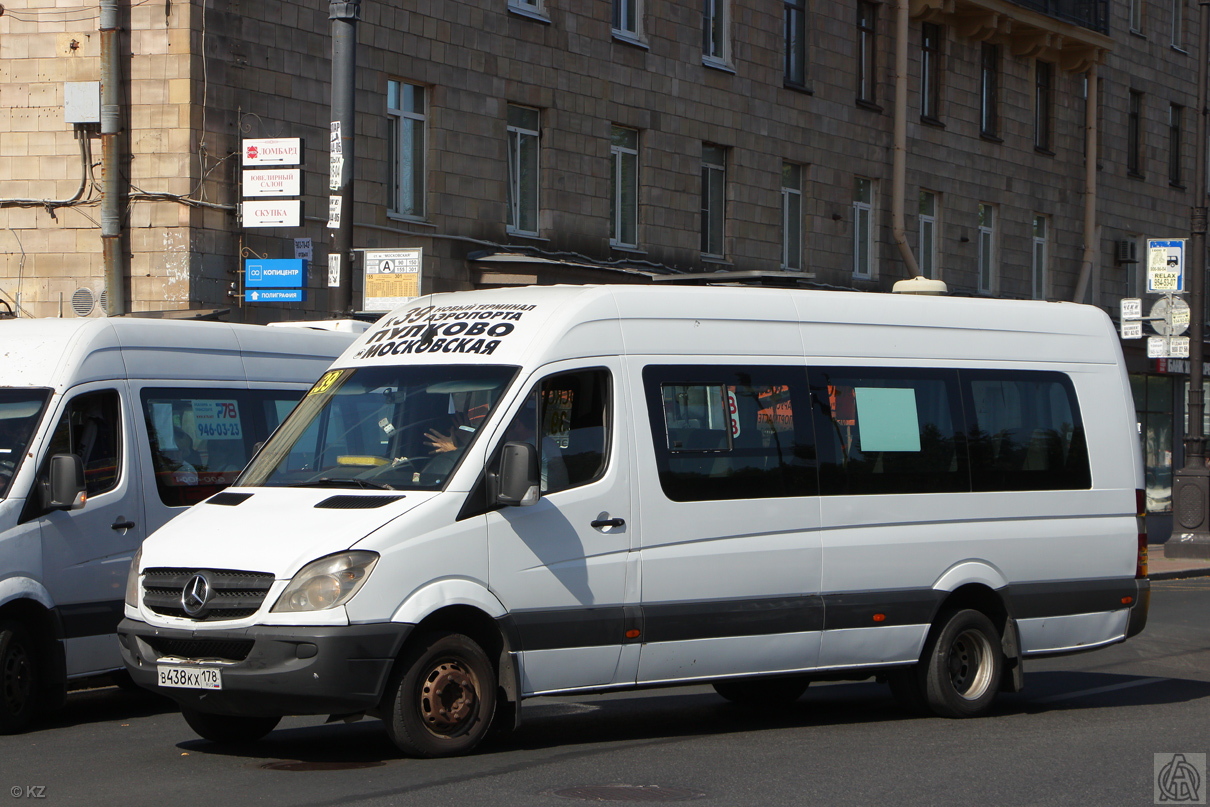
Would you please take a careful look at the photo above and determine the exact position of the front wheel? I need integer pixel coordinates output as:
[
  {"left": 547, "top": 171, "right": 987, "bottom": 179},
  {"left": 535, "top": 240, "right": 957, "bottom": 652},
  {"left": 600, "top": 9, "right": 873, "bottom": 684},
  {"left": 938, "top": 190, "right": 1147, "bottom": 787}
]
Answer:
[
  {"left": 921, "top": 609, "right": 1002, "bottom": 718},
  {"left": 382, "top": 632, "right": 496, "bottom": 758},
  {"left": 181, "top": 709, "right": 281, "bottom": 744},
  {"left": 0, "top": 620, "right": 39, "bottom": 734}
]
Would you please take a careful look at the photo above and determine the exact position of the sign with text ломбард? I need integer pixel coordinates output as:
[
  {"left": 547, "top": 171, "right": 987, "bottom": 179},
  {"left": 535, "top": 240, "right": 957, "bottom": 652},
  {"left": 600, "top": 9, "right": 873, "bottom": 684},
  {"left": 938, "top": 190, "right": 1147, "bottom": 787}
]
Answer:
[{"left": 363, "top": 249, "right": 422, "bottom": 312}]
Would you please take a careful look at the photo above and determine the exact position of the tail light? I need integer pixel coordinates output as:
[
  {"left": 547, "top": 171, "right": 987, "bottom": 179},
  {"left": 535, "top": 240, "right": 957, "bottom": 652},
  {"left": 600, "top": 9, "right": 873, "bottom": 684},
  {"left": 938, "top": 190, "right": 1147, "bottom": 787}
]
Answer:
[{"left": 1136, "top": 489, "right": 1148, "bottom": 579}]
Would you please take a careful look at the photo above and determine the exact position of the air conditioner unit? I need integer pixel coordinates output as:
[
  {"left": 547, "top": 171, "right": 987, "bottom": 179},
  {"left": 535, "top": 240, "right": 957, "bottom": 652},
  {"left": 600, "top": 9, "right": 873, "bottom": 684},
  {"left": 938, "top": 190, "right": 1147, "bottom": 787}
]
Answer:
[{"left": 1115, "top": 239, "right": 1139, "bottom": 265}]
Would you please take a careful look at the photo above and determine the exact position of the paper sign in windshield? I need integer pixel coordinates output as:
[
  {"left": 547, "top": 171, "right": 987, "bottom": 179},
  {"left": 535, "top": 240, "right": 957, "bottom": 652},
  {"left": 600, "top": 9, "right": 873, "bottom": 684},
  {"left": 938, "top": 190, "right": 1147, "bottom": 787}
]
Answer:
[{"left": 192, "top": 400, "right": 243, "bottom": 440}]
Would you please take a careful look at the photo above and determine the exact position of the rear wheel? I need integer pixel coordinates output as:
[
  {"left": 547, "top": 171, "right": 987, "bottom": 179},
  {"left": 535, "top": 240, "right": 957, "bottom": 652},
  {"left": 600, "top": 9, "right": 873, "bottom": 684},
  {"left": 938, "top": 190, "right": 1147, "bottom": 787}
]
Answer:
[
  {"left": 181, "top": 709, "right": 281, "bottom": 744},
  {"left": 712, "top": 676, "right": 810, "bottom": 706},
  {"left": 382, "top": 632, "right": 496, "bottom": 758},
  {"left": 921, "top": 609, "right": 1002, "bottom": 718},
  {"left": 0, "top": 620, "right": 39, "bottom": 734}
]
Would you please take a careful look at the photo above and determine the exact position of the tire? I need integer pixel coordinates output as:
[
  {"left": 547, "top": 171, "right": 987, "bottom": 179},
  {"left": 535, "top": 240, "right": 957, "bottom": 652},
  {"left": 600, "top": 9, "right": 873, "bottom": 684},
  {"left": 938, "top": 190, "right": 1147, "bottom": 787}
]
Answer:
[
  {"left": 712, "top": 675, "right": 810, "bottom": 706},
  {"left": 0, "top": 620, "right": 39, "bottom": 734},
  {"left": 921, "top": 609, "right": 1002, "bottom": 718},
  {"left": 382, "top": 632, "right": 496, "bottom": 758},
  {"left": 181, "top": 709, "right": 281, "bottom": 744}
]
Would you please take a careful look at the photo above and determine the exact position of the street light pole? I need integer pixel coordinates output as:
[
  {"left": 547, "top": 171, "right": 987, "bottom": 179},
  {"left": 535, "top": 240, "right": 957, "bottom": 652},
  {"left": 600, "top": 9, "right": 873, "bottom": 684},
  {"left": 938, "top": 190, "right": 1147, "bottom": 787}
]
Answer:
[
  {"left": 1169, "top": 0, "right": 1210, "bottom": 558},
  {"left": 328, "top": 0, "right": 360, "bottom": 316}
]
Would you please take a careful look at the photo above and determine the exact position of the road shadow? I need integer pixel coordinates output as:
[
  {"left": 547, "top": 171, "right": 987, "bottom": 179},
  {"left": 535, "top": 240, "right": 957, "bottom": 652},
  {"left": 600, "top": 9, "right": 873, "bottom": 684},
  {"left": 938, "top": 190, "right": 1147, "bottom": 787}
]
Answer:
[
  {"left": 171, "top": 670, "right": 1210, "bottom": 765},
  {"left": 30, "top": 681, "right": 177, "bottom": 732}
]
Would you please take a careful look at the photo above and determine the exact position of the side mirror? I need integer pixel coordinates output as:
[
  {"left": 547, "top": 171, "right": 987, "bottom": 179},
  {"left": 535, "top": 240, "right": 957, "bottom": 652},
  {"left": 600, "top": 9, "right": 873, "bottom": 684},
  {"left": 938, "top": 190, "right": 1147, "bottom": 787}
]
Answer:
[
  {"left": 45, "top": 453, "right": 86, "bottom": 511},
  {"left": 495, "top": 442, "right": 540, "bottom": 507}
]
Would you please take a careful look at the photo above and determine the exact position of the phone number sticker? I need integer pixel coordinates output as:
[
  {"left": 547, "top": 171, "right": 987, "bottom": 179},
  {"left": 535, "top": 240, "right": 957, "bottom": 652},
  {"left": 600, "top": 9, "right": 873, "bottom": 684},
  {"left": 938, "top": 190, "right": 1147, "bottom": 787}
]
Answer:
[{"left": 192, "top": 400, "right": 243, "bottom": 440}]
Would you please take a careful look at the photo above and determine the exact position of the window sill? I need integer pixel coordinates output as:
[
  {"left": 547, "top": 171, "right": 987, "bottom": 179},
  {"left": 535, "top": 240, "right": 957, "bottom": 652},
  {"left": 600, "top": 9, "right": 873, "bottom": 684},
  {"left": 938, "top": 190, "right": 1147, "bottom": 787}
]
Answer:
[
  {"left": 979, "top": 132, "right": 1003, "bottom": 143},
  {"left": 701, "top": 255, "right": 733, "bottom": 267},
  {"left": 1128, "top": 171, "right": 1146, "bottom": 180},
  {"left": 506, "top": 230, "right": 549, "bottom": 242},
  {"left": 1170, "top": 182, "right": 1187, "bottom": 190},
  {"left": 1034, "top": 146, "right": 1055, "bottom": 157},
  {"left": 507, "top": 5, "right": 551, "bottom": 24},
  {"left": 783, "top": 80, "right": 814, "bottom": 95},
  {"left": 856, "top": 99, "right": 883, "bottom": 113},
  {"left": 612, "top": 31, "right": 649, "bottom": 50},
  {"left": 703, "top": 58, "right": 736, "bottom": 75},
  {"left": 1172, "top": 44, "right": 1188, "bottom": 55},
  {"left": 610, "top": 243, "right": 646, "bottom": 254},
  {"left": 921, "top": 116, "right": 945, "bottom": 130},
  {"left": 386, "top": 213, "right": 435, "bottom": 227}
]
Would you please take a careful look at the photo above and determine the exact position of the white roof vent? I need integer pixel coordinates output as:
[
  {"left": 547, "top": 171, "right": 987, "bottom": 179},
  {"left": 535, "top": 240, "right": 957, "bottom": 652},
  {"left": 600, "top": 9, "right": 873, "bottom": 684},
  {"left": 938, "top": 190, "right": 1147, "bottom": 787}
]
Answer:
[{"left": 892, "top": 277, "right": 948, "bottom": 295}]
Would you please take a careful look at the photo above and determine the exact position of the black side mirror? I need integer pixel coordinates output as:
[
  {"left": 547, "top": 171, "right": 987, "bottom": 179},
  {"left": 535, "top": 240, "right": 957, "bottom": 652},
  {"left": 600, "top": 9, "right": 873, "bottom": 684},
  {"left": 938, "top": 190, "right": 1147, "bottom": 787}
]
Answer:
[
  {"left": 495, "top": 442, "right": 540, "bottom": 507},
  {"left": 45, "top": 453, "right": 86, "bottom": 511}
]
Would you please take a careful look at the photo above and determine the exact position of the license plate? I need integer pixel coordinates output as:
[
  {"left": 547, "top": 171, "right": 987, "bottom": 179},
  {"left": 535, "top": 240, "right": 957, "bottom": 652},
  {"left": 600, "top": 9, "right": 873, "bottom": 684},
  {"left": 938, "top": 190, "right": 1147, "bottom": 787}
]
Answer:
[{"left": 157, "top": 664, "right": 222, "bottom": 690}]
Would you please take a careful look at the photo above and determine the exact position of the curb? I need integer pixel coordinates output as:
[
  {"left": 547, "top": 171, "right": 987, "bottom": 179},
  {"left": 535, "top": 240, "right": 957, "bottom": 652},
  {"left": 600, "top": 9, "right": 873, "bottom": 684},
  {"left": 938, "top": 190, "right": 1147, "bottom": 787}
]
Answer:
[{"left": 1150, "top": 567, "right": 1210, "bottom": 581}]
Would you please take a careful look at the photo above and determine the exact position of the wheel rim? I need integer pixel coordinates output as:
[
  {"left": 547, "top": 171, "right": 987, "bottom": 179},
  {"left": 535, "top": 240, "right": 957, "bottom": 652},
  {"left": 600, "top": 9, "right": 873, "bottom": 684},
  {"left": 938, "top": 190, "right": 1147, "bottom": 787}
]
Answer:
[
  {"left": 2, "top": 640, "right": 32, "bottom": 716},
  {"left": 947, "top": 628, "right": 994, "bottom": 701},
  {"left": 418, "top": 659, "right": 479, "bottom": 737}
]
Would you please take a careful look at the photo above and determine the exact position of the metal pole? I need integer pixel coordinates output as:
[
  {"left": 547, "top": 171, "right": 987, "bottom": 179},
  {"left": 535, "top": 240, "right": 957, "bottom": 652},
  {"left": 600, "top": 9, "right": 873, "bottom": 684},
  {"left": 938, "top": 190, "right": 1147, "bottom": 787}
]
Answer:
[
  {"left": 1169, "top": 0, "right": 1210, "bottom": 557},
  {"left": 328, "top": 0, "right": 359, "bottom": 316},
  {"left": 100, "top": 0, "right": 127, "bottom": 315}
]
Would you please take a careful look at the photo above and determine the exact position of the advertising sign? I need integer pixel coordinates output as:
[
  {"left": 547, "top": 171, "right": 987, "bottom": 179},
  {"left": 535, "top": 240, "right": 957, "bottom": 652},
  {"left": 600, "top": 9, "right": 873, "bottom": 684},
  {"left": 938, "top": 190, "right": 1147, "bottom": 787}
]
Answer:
[
  {"left": 242, "top": 168, "right": 302, "bottom": 197},
  {"left": 242, "top": 200, "right": 302, "bottom": 228},
  {"left": 1147, "top": 239, "right": 1186, "bottom": 293},
  {"left": 244, "top": 259, "right": 305, "bottom": 289},
  {"left": 242, "top": 138, "right": 303, "bottom": 166},
  {"left": 245, "top": 289, "right": 306, "bottom": 303}
]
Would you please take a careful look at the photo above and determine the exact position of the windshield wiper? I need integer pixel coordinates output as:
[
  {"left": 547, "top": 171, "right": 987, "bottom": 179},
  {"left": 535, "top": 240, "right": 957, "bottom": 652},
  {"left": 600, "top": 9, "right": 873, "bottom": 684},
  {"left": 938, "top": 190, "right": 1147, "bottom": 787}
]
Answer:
[{"left": 290, "top": 477, "right": 396, "bottom": 490}]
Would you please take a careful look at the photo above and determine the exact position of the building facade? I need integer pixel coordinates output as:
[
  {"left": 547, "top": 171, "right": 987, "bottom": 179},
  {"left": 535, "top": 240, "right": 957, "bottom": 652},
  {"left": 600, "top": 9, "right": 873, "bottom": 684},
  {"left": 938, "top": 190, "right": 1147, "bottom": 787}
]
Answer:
[{"left": 0, "top": 0, "right": 1203, "bottom": 533}]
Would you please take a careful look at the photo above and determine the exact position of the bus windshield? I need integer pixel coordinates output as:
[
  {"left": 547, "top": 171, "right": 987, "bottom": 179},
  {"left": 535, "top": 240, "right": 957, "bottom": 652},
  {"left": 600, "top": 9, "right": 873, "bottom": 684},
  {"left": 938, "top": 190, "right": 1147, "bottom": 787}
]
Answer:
[
  {"left": 0, "top": 389, "right": 52, "bottom": 499},
  {"left": 239, "top": 365, "right": 517, "bottom": 491}
]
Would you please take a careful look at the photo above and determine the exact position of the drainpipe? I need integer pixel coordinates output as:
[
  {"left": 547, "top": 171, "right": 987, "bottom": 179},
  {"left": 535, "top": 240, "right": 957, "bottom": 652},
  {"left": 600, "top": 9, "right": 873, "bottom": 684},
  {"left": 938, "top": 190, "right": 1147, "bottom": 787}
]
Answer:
[
  {"left": 100, "top": 0, "right": 127, "bottom": 315},
  {"left": 892, "top": 0, "right": 921, "bottom": 278},
  {"left": 1072, "top": 63, "right": 1099, "bottom": 304}
]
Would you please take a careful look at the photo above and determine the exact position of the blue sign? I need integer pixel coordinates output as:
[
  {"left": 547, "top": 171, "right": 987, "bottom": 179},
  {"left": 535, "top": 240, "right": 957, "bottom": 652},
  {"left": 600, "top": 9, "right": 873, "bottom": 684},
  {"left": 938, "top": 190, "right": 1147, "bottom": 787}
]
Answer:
[
  {"left": 245, "top": 289, "right": 306, "bottom": 303},
  {"left": 245, "top": 259, "right": 305, "bottom": 288}
]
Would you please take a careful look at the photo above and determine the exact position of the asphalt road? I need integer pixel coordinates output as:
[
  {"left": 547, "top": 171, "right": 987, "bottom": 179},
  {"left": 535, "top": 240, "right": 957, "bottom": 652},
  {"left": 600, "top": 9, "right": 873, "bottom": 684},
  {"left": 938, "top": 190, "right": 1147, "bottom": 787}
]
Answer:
[{"left": 3, "top": 578, "right": 1209, "bottom": 807}]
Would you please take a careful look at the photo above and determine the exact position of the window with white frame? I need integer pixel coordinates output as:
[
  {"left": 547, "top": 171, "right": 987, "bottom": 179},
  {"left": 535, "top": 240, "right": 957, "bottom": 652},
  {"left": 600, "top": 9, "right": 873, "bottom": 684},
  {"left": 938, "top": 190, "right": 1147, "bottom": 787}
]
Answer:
[
  {"left": 1125, "top": 235, "right": 1142, "bottom": 295},
  {"left": 918, "top": 190, "right": 937, "bottom": 279},
  {"left": 1173, "top": 0, "right": 1185, "bottom": 49},
  {"left": 1169, "top": 103, "right": 1184, "bottom": 186},
  {"left": 703, "top": 0, "right": 729, "bottom": 65},
  {"left": 782, "top": 162, "right": 803, "bottom": 271},
  {"left": 980, "top": 43, "right": 999, "bottom": 137},
  {"left": 701, "top": 144, "right": 726, "bottom": 257},
  {"left": 614, "top": 0, "right": 640, "bottom": 38},
  {"left": 978, "top": 203, "right": 995, "bottom": 294},
  {"left": 785, "top": 0, "right": 807, "bottom": 87},
  {"left": 1130, "top": 0, "right": 1144, "bottom": 33},
  {"left": 387, "top": 80, "right": 426, "bottom": 220},
  {"left": 1034, "top": 61, "right": 1053, "bottom": 152},
  {"left": 507, "top": 105, "right": 540, "bottom": 235},
  {"left": 610, "top": 126, "right": 639, "bottom": 248},
  {"left": 509, "top": 0, "right": 543, "bottom": 14},
  {"left": 1032, "top": 214, "right": 1048, "bottom": 300},
  {"left": 853, "top": 177, "right": 875, "bottom": 278},
  {"left": 920, "top": 23, "right": 943, "bottom": 121}
]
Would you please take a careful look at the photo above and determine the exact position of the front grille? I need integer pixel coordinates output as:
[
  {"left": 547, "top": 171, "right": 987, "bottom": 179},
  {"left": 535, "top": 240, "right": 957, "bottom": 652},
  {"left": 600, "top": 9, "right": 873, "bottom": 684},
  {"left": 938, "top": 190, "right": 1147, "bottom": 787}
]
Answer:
[
  {"left": 143, "top": 567, "right": 275, "bottom": 621},
  {"left": 144, "top": 637, "right": 255, "bottom": 662}
]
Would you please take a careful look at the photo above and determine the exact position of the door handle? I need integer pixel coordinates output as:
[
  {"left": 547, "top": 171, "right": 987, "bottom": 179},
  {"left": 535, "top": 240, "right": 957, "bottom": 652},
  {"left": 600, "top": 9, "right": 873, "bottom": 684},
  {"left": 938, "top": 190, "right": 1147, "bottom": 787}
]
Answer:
[
  {"left": 590, "top": 517, "right": 625, "bottom": 530},
  {"left": 111, "top": 518, "right": 136, "bottom": 531}
]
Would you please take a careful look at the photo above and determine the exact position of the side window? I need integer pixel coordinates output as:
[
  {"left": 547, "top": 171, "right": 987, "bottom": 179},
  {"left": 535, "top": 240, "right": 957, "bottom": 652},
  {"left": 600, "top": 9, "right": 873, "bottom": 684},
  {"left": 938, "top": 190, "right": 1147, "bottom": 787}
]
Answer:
[
  {"left": 505, "top": 369, "right": 610, "bottom": 494},
  {"left": 643, "top": 365, "right": 816, "bottom": 502},
  {"left": 141, "top": 389, "right": 304, "bottom": 507},
  {"left": 45, "top": 390, "right": 122, "bottom": 497},
  {"left": 964, "top": 370, "right": 1090, "bottom": 491},
  {"left": 813, "top": 367, "right": 966, "bottom": 495}
]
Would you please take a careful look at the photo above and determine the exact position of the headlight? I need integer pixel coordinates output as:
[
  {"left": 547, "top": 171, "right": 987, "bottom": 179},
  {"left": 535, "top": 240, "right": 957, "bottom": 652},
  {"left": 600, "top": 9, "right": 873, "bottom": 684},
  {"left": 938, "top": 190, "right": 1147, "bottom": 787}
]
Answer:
[
  {"left": 124, "top": 547, "right": 142, "bottom": 609},
  {"left": 271, "top": 551, "right": 379, "bottom": 613}
]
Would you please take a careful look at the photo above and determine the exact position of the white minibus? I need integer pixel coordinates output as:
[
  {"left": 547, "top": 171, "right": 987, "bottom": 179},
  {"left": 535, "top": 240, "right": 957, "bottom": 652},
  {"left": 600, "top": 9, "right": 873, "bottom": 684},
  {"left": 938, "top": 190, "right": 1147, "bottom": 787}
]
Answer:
[
  {"left": 0, "top": 316, "right": 357, "bottom": 731},
  {"left": 118, "top": 285, "right": 1148, "bottom": 756}
]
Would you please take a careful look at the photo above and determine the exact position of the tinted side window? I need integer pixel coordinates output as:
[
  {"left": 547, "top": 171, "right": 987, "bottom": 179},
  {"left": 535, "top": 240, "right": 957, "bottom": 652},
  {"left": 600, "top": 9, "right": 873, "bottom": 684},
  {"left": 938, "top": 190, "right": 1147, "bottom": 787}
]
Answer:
[
  {"left": 813, "top": 367, "right": 967, "bottom": 495},
  {"left": 503, "top": 369, "right": 611, "bottom": 494},
  {"left": 964, "top": 370, "right": 1090, "bottom": 491},
  {"left": 45, "top": 390, "right": 122, "bottom": 496},
  {"left": 644, "top": 365, "right": 817, "bottom": 502},
  {"left": 141, "top": 388, "right": 303, "bottom": 507}
]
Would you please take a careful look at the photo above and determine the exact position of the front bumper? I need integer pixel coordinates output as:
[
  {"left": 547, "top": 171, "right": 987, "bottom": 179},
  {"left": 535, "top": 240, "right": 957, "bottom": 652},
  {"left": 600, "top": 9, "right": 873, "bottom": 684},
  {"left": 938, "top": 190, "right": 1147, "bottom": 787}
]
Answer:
[{"left": 118, "top": 618, "right": 413, "bottom": 716}]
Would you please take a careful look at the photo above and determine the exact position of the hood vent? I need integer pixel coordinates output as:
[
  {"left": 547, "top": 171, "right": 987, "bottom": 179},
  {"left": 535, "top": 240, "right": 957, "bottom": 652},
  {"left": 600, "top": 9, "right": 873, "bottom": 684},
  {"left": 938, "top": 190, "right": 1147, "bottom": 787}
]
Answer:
[
  {"left": 207, "top": 492, "right": 253, "bottom": 506},
  {"left": 315, "top": 494, "right": 405, "bottom": 509}
]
